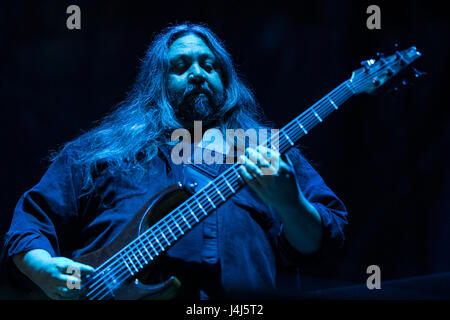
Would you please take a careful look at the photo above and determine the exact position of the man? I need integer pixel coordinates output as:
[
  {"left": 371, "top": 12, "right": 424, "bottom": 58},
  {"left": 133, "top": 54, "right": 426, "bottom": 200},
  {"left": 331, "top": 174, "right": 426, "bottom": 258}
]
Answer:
[{"left": 2, "top": 23, "right": 348, "bottom": 300}]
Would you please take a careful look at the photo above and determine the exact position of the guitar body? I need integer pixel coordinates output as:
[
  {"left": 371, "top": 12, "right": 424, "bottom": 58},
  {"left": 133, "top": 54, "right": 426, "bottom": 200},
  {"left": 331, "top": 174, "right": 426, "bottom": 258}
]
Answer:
[{"left": 75, "top": 184, "right": 191, "bottom": 300}]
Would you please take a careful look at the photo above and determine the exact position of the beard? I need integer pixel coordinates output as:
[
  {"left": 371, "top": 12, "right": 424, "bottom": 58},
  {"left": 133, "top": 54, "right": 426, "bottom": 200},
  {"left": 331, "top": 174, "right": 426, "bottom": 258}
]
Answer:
[
  {"left": 171, "top": 84, "right": 224, "bottom": 127},
  {"left": 178, "top": 93, "right": 214, "bottom": 122}
]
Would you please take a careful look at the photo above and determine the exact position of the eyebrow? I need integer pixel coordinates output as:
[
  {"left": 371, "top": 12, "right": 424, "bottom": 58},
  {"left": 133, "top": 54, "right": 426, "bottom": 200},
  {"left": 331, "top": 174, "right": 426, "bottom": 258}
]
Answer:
[{"left": 169, "top": 53, "right": 216, "bottom": 62}]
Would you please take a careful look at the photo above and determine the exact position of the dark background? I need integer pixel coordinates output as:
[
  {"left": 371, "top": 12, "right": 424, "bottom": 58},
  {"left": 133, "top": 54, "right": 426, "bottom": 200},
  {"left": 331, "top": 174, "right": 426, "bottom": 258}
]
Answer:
[{"left": 1, "top": 0, "right": 449, "bottom": 294}]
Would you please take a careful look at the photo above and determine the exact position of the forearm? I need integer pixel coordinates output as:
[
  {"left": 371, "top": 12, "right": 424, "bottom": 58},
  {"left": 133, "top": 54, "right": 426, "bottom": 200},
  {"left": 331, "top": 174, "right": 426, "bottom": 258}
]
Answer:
[
  {"left": 12, "top": 249, "right": 53, "bottom": 278},
  {"left": 276, "top": 192, "right": 323, "bottom": 255}
]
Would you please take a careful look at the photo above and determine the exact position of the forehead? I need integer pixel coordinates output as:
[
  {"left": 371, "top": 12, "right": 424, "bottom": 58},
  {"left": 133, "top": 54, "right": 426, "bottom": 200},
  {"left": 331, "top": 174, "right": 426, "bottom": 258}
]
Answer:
[{"left": 168, "top": 33, "right": 215, "bottom": 59}]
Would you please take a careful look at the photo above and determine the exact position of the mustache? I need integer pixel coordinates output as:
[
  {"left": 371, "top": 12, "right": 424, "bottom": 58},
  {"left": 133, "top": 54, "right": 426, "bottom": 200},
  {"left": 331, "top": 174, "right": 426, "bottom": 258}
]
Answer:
[{"left": 182, "top": 83, "right": 213, "bottom": 101}]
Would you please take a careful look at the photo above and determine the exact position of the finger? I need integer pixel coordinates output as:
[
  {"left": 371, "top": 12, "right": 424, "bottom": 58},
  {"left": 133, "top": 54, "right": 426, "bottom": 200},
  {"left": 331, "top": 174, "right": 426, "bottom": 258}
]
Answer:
[
  {"left": 247, "top": 148, "right": 277, "bottom": 176},
  {"left": 71, "top": 262, "right": 96, "bottom": 279},
  {"left": 246, "top": 148, "right": 274, "bottom": 174},
  {"left": 61, "top": 262, "right": 95, "bottom": 285},
  {"left": 238, "top": 165, "right": 265, "bottom": 197},
  {"left": 239, "top": 154, "right": 263, "bottom": 177},
  {"left": 239, "top": 163, "right": 265, "bottom": 191},
  {"left": 59, "top": 274, "right": 83, "bottom": 291},
  {"left": 238, "top": 163, "right": 254, "bottom": 182},
  {"left": 72, "top": 262, "right": 95, "bottom": 273},
  {"left": 255, "top": 146, "right": 282, "bottom": 174},
  {"left": 55, "top": 258, "right": 74, "bottom": 272},
  {"left": 256, "top": 145, "right": 280, "bottom": 161}
]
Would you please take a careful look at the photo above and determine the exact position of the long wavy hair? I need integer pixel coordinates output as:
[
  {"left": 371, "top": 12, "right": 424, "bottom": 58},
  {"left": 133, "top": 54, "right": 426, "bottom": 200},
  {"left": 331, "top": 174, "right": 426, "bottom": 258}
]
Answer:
[{"left": 52, "top": 23, "right": 269, "bottom": 189}]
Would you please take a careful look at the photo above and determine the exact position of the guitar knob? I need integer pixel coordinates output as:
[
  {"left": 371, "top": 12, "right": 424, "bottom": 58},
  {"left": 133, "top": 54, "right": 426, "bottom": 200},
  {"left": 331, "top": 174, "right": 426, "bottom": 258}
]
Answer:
[
  {"left": 187, "top": 182, "right": 198, "bottom": 193},
  {"left": 190, "top": 182, "right": 198, "bottom": 188}
]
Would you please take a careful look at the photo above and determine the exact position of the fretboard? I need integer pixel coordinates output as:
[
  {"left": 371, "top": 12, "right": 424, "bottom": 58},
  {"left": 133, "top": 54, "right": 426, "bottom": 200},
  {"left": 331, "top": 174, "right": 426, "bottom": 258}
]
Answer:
[{"left": 86, "top": 79, "right": 356, "bottom": 299}]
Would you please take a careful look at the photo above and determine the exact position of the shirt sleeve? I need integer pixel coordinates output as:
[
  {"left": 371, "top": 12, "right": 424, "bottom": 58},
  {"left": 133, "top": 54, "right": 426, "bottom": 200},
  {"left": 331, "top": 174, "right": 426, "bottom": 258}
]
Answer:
[
  {"left": 1, "top": 149, "right": 82, "bottom": 265},
  {"left": 276, "top": 148, "right": 349, "bottom": 270}
]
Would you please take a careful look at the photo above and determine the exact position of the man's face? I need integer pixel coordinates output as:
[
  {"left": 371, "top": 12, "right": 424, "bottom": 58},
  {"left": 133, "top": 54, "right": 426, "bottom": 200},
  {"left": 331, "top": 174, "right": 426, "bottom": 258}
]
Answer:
[{"left": 167, "top": 34, "right": 225, "bottom": 126}]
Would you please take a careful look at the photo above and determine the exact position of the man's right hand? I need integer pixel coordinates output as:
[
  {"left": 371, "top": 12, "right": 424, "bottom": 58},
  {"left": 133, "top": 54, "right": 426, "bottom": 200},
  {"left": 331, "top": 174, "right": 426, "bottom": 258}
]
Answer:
[{"left": 12, "top": 249, "right": 95, "bottom": 300}]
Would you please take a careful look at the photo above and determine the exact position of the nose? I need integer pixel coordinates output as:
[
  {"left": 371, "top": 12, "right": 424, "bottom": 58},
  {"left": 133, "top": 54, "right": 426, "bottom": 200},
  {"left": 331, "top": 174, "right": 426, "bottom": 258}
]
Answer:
[{"left": 188, "top": 63, "right": 206, "bottom": 85}]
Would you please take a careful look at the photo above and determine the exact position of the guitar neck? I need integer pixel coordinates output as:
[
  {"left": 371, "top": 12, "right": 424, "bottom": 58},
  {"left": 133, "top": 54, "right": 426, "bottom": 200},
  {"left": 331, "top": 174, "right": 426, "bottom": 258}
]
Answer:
[
  {"left": 268, "top": 79, "right": 355, "bottom": 153},
  {"left": 102, "top": 79, "right": 356, "bottom": 281}
]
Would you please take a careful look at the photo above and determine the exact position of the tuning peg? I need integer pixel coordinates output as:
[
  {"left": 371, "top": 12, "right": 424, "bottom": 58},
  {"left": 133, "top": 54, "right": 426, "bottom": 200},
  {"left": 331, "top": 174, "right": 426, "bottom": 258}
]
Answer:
[
  {"left": 394, "top": 42, "right": 399, "bottom": 48},
  {"left": 361, "top": 59, "right": 375, "bottom": 71},
  {"left": 361, "top": 59, "right": 375, "bottom": 66},
  {"left": 376, "top": 52, "right": 385, "bottom": 58}
]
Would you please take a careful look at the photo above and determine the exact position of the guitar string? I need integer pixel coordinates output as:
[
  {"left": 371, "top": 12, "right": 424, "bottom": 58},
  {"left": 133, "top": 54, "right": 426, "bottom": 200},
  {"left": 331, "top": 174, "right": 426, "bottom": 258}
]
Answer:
[
  {"left": 85, "top": 84, "right": 353, "bottom": 300},
  {"left": 84, "top": 74, "right": 372, "bottom": 299},
  {"left": 83, "top": 90, "right": 348, "bottom": 299},
  {"left": 83, "top": 81, "right": 352, "bottom": 298},
  {"left": 84, "top": 73, "right": 379, "bottom": 300},
  {"left": 84, "top": 57, "right": 409, "bottom": 299}
]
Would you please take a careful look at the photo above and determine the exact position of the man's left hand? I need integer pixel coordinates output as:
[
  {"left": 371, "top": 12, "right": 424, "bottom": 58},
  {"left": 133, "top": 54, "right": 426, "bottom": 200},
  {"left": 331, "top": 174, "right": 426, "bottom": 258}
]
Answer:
[{"left": 238, "top": 146, "right": 302, "bottom": 212}]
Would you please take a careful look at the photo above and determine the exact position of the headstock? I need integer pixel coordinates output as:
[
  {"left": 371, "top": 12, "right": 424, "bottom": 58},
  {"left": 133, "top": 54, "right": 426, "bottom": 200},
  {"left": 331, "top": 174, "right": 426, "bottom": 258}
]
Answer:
[{"left": 349, "top": 46, "right": 423, "bottom": 95}]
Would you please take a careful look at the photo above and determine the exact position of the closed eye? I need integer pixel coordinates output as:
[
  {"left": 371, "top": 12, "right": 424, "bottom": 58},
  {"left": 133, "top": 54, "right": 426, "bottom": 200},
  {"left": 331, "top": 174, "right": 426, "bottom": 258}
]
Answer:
[
  {"left": 203, "top": 63, "right": 214, "bottom": 72},
  {"left": 171, "top": 62, "right": 188, "bottom": 74}
]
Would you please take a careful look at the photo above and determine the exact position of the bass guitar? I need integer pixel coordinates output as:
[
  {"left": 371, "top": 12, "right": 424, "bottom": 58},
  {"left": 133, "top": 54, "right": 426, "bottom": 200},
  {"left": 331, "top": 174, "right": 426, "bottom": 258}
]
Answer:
[{"left": 19, "top": 46, "right": 424, "bottom": 300}]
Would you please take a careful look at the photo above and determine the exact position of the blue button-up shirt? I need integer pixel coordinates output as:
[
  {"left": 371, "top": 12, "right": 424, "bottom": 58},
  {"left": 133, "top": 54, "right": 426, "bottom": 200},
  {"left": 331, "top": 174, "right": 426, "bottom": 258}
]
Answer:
[{"left": 2, "top": 146, "right": 348, "bottom": 299}]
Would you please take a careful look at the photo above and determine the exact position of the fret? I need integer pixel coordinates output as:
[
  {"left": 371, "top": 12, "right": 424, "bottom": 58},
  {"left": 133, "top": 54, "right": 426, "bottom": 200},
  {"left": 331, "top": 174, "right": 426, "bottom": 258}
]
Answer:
[
  {"left": 328, "top": 96, "right": 338, "bottom": 109},
  {"left": 170, "top": 214, "right": 184, "bottom": 235},
  {"left": 133, "top": 252, "right": 143, "bottom": 269},
  {"left": 121, "top": 253, "right": 134, "bottom": 275},
  {"left": 232, "top": 166, "right": 244, "bottom": 184},
  {"left": 204, "top": 190, "right": 216, "bottom": 209},
  {"left": 146, "top": 233, "right": 159, "bottom": 255},
  {"left": 138, "top": 237, "right": 153, "bottom": 260},
  {"left": 181, "top": 212, "right": 192, "bottom": 229},
  {"left": 122, "top": 249, "right": 139, "bottom": 272},
  {"left": 213, "top": 182, "right": 226, "bottom": 201},
  {"left": 295, "top": 118, "right": 308, "bottom": 134},
  {"left": 137, "top": 249, "right": 147, "bottom": 265},
  {"left": 186, "top": 203, "right": 199, "bottom": 222},
  {"left": 282, "top": 130, "right": 294, "bottom": 146},
  {"left": 160, "top": 232, "right": 170, "bottom": 246},
  {"left": 124, "top": 251, "right": 138, "bottom": 273},
  {"left": 345, "top": 79, "right": 355, "bottom": 94},
  {"left": 157, "top": 224, "right": 171, "bottom": 246},
  {"left": 312, "top": 107, "right": 323, "bottom": 122},
  {"left": 165, "top": 220, "right": 178, "bottom": 240},
  {"left": 223, "top": 175, "right": 235, "bottom": 194},
  {"left": 196, "top": 198, "right": 208, "bottom": 216},
  {"left": 151, "top": 229, "right": 164, "bottom": 251},
  {"left": 334, "top": 83, "right": 354, "bottom": 106}
]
